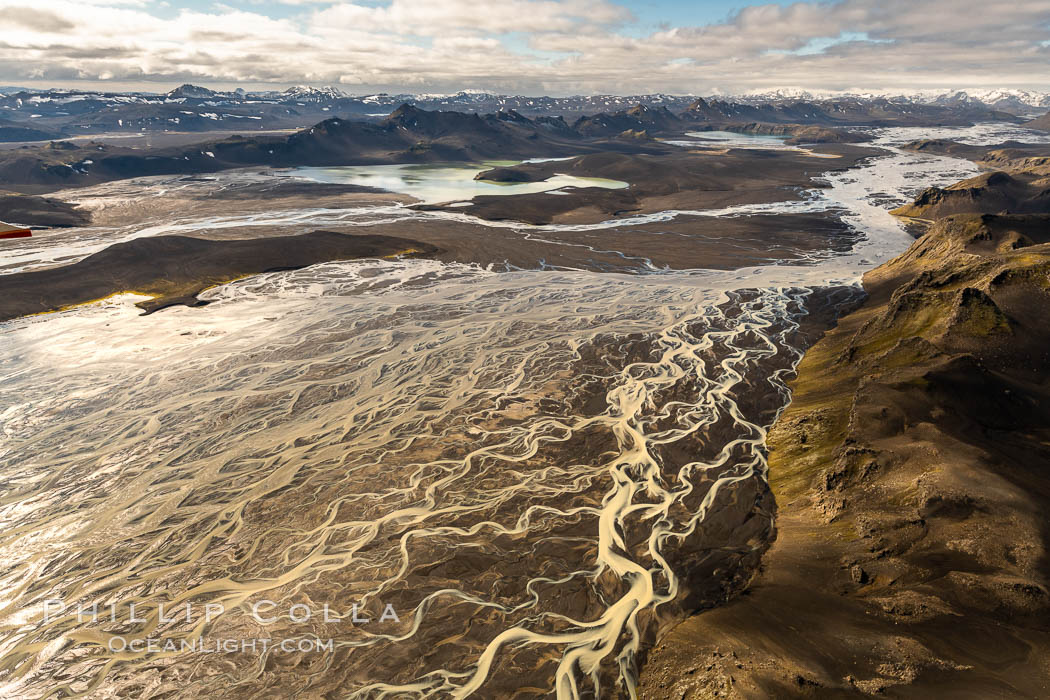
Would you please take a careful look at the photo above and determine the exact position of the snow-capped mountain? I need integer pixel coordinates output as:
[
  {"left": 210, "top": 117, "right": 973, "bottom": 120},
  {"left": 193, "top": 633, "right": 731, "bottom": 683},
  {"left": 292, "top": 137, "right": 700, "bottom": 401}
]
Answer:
[
  {"left": 0, "top": 83, "right": 1045, "bottom": 144},
  {"left": 279, "top": 85, "right": 348, "bottom": 102},
  {"left": 925, "top": 89, "right": 1050, "bottom": 114},
  {"left": 733, "top": 88, "right": 1050, "bottom": 114}
]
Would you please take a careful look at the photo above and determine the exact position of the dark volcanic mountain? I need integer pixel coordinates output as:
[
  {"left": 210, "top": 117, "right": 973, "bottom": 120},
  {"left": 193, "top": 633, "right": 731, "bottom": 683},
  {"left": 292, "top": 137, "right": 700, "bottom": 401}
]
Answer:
[
  {"left": 0, "top": 95, "right": 1033, "bottom": 197},
  {"left": 683, "top": 97, "right": 828, "bottom": 124},
  {"left": 0, "top": 86, "right": 1028, "bottom": 144},
  {"left": 572, "top": 104, "right": 682, "bottom": 137},
  {"left": 0, "top": 105, "right": 609, "bottom": 191},
  {"left": 166, "top": 84, "right": 219, "bottom": 99},
  {"left": 893, "top": 170, "right": 1050, "bottom": 218}
]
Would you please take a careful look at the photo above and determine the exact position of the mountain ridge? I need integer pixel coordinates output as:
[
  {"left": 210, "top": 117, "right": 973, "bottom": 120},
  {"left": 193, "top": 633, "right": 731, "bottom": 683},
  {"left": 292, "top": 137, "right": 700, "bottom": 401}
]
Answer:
[{"left": 0, "top": 87, "right": 1038, "bottom": 143}]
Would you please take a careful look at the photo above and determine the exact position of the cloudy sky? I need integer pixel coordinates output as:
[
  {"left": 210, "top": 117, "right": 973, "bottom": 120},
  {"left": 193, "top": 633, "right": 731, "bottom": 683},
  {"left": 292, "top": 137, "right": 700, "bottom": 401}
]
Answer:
[{"left": 1, "top": 0, "right": 1049, "bottom": 95}]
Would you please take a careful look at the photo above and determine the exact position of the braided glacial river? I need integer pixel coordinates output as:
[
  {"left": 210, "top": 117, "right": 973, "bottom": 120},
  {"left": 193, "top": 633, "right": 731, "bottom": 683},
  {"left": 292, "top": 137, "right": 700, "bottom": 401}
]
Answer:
[{"left": 0, "top": 125, "right": 1033, "bottom": 698}]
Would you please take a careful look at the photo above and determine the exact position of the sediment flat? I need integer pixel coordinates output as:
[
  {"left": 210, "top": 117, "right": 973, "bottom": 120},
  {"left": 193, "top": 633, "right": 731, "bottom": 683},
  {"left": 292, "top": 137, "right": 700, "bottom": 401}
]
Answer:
[
  {"left": 419, "top": 147, "right": 877, "bottom": 225},
  {"left": 0, "top": 230, "right": 439, "bottom": 320},
  {"left": 0, "top": 211, "right": 855, "bottom": 322}
]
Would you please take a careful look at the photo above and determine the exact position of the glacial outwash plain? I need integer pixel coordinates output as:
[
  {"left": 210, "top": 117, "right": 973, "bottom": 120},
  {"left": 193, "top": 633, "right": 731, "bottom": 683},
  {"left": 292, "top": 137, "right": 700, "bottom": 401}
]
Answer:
[{"left": 2, "top": 79, "right": 1050, "bottom": 700}]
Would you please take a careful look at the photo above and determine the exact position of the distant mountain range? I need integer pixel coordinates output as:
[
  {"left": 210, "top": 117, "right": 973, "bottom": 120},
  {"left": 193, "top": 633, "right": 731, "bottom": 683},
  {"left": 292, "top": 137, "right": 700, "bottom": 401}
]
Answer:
[
  {"left": 0, "top": 103, "right": 603, "bottom": 190},
  {"left": 0, "top": 84, "right": 1046, "bottom": 143},
  {"left": 726, "top": 88, "right": 1050, "bottom": 112},
  {"left": 0, "top": 96, "right": 1039, "bottom": 195},
  {"left": 6, "top": 84, "right": 1049, "bottom": 110}
]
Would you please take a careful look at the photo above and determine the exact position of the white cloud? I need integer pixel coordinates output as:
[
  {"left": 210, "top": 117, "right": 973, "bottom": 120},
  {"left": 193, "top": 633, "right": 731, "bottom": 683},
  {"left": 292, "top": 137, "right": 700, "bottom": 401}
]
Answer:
[
  {"left": 308, "top": 0, "right": 630, "bottom": 36},
  {"left": 0, "top": 0, "right": 1047, "bottom": 94}
]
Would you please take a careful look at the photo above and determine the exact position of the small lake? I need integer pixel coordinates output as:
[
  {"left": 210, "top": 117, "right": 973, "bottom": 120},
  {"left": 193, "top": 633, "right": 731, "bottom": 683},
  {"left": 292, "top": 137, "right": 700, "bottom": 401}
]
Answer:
[{"left": 293, "top": 161, "right": 628, "bottom": 204}]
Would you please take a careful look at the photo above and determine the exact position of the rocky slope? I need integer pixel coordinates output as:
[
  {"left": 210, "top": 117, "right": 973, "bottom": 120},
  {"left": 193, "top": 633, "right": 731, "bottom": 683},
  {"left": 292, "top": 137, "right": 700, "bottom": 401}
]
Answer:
[
  {"left": 642, "top": 211, "right": 1050, "bottom": 699},
  {"left": 572, "top": 103, "right": 683, "bottom": 136},
  {"left": 891, "top": 170, "right": 1050, "bottom": 219},
  {"left": 640, "top": 149, "right": 1050, "bottom": 697}
]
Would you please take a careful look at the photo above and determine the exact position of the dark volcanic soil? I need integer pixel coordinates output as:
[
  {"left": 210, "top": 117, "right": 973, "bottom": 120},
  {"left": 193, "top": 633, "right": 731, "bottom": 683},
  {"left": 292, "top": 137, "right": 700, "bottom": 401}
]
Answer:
[
  {"left": 388, "top": 212, "right": 859, "bottom": 270},
  {"left": 0, "top": 230, "right": 438, "bottom": 320},
  {"left": 170, "top": 179, "right": 861, "bottom": 272},
  {"left": 0, "top": 210, "right": 858, "bottom": 322},
  {"left": 0, "top": 166, "right": 865, "bottom": 323},
  {"left": 0, "top": 192, "right": 90, "bottom": 227}
]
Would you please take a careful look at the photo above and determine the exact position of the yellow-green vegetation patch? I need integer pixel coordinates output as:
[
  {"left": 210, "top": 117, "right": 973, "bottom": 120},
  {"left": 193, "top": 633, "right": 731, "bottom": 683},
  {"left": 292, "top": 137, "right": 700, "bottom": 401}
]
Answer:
[
  {"left": 852, "top": 296, "right": 947, "bottom": 358},
  {"left": 949, "top": 288, "right": 1013, "bottom": 338},
  {"left": 768, "top": 322, "right": 863, "bottom": 503}
]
